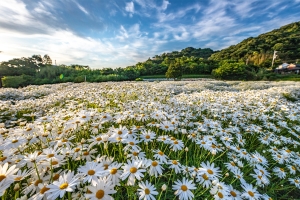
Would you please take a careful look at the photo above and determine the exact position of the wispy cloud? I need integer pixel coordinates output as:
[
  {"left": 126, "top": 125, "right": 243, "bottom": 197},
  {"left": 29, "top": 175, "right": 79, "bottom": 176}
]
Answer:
[
  {"left": 74, "top": 1, "right": 90, "bottom": 16},
  {"left": 0, "top": 0, "right": 299, "bottom": 68}
]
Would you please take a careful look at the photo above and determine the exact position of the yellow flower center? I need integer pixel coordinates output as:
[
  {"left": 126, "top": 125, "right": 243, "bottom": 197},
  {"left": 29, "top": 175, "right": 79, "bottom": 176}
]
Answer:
[
  {"left": 158, "top": 151, "right": 164, "bottom": 156},
  {"left": 12, "top": 140, "right": 18, "bottom": 143},
  {"left": 230, "top": 191, "right": 237, "bottom": 197},
  {"left": 129, "top": 142, "right": 134, "bottom": 145},
  {"left": 174, "top": 140, "right": 178, "bottom": 144},
  {"left": 248, "top": 191, "right": 254, "bottom": 197},
  {"left": 110, "top": 168, "right": 117, "bottom": 174},
  {"left": 96, "top": 137, "right": 102, "bottom": 141},
  {"left": 130, "top": 167, "right": 137, "bottom": 173},
  {"left": 145, "top": 188, "right": 150, "bottom": 194},
  {"left": 165, "top": 126, "right": 169, "bottom": 129},
  {"left": 202, "top": 174, "right": 209, "bottom": 180},
  {"left": 14, "top": 177, "right": 22, "bottom": 181},
  {"left": 218, "top": 192, "right": 224, "bottom": 198},
  {"left": 172, "top": 160, "right": 178, "bottom": 165},
  {"left": 83, "top": 151, "right": 89, "bottom": 156},
  {"left": 118, "top": 131, "right": 122, "bottom": 135},
  {"left": 0, "top": 175, "right": 6, "bottom": 182},
  {"left": 152, "top": 161, "right": 158, "bottom": 167},
  {"left": 47, "top": 154, "right": 55, "bottom": 158},
  {"left": 104, "top": 164, "right": 109, "bottom": 170},
  {"left": 34, "top": 179, "right": 43, "bottom": 186},
  {"left": 0, "top": 157, "right": 7, "bottom": 161},
  {"left": 280, "top": 168, "right": 284, "bottom": 172},
  {"left": 181, "top": 185, "right": 188, "bottom": 191},
  {"left": 96, "top": 189, "right": 105, "bottom": 199},
  {"left": 62, "top": 139, "right": 68, "bottom": 142},
  {"left": 207, "top": 169, "right": 213, "bottom": 174},
  {"left": 145, "top": 135, "right": 150, "bottom": 139},
  {"left": 40, "top": 186, "right": 50, "bottom": 194},
  {"left": 51, "top": 161, "right": 58, "bottom": 165},
  {"left": 59, "top": 183, "right": 68, "bottom": 190},
  {"left": 74, "top": 148, "right": 81, "bottom": 152},
  {"left": 133, "top": 152, "right": 139, "bottom": 156},
  {"left": 53, "top": 174, "right": 60, "bottom": 181},
  {"left": 88, "top": 170, "right": 95, "bottom": 175}
]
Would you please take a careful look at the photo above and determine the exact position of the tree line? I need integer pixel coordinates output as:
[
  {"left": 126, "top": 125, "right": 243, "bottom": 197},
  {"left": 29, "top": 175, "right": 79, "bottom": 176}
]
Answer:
[{"left": 0, "top": 47, "right": 218, "bottom": 87}]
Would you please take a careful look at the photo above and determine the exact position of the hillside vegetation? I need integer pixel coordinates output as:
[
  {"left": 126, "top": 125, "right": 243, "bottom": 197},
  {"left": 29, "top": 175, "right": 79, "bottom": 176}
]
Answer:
[{"left": 210, "top": 21, "right": 300, "bottom": 67}]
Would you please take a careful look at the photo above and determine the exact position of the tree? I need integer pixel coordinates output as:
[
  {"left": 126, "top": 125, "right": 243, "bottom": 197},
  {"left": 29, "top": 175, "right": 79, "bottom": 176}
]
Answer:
[
  {"left": 165, "top": 62, "right": 183, "bottom": 80},
  {"left": 212, "top": 61, "right": 249, "bottom": 80},
  {"left": 42, "top": 54, "right": 52, "bottom": 65}
]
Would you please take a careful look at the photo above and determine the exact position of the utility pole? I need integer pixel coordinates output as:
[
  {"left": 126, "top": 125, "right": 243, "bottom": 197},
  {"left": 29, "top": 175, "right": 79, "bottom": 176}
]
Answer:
[{"left": 271, "top": 51, "right": 277, "bottom": 68}]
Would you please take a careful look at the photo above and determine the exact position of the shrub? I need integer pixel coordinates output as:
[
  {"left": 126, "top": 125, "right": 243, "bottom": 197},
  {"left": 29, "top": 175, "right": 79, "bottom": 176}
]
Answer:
[
  {"left": 212, "top": 62, "right": 248, "bottom": 80},
  {"left": 2, "top": 75, "right": 34, "bottom": 88}
]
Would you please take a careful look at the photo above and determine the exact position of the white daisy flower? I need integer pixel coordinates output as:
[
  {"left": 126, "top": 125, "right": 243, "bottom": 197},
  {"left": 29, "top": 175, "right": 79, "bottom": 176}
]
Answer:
[
  {"left": 78, "top": 161, "right": 106, "bottom": 186},
  {"left": 241, "top": 182, "right": 261, "bottom": 200},
  {"left": 137, "top": 180, "right": 158, "bottom": 200},
  {"left": 172, "top": 177, "right": 196, "bottom": 200},
  {"left": 85, "top": 178, "right": 116, "bottom": 200},
  {"left": 121, "top": 159, "right": 146, "bottom": 186},
  {"left": 46, "top": 171, "right": 79, "bottom": 200}
]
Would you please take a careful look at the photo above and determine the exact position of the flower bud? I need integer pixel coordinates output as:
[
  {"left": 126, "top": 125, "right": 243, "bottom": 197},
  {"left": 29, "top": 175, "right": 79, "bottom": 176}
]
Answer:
[
  {"left": 161, "top": 184, "right": 167, "bottom": 191},
  {"left": 14, "top": 183, "right": 20, "bottom": 191}
]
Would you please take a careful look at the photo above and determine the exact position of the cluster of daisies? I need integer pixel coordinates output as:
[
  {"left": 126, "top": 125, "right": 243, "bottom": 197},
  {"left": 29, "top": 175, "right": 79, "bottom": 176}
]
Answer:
[{"left": 0, "top": 80, "right": 299, "bottom": 200}]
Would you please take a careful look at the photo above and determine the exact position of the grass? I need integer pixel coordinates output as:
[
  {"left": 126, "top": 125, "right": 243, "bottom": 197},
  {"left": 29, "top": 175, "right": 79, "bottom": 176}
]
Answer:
[
  {"left": 271, "top": 73, "right": 300, "bottom": 81},
  {"left": 139, "top": 74, "right": 213, "bottom": 79}
]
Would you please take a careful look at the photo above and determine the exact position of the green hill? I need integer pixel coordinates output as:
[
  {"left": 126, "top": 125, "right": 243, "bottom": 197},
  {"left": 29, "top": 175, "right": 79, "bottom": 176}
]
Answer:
[{"left": 210, "top": 21, "right": 300, "bottom": 67}]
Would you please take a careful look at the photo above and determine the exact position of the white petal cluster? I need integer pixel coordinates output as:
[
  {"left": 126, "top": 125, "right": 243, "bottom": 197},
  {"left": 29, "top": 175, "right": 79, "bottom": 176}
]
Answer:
[{"left": 0, "top": 80, "right": 299, "bottom": 199}]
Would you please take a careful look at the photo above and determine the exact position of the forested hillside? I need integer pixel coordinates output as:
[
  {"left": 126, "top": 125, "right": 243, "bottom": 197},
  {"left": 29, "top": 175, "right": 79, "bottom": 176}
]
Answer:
[{"left": 210, "top": 21, "right": 300, "bottom": 67}]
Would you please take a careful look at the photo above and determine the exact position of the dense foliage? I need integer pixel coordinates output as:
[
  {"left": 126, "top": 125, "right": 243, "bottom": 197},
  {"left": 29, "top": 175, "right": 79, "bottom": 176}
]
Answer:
[
  {"left": 0, "top": 48, "right": 217, "bottom": 88},
  {"left": 210, "top": 22, "right": 300, "bottom": 67}
]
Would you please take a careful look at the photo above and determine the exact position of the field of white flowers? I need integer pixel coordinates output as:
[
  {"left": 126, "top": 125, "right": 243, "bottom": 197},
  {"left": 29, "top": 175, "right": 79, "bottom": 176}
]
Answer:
[{"left": 0, "top": 80, "right": 299, "bottom": 200}]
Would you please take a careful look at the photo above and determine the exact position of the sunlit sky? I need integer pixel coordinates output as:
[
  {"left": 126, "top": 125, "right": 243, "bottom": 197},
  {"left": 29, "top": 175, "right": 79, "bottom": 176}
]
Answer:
[{"left": 0, "top": 0, "right": 299, "bottom": 69}]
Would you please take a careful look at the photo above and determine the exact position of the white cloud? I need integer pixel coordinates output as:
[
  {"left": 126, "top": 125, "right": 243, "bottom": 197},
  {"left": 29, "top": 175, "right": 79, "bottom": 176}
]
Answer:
[
  {"left": 161, "top": 0, "right": 170, "bottom": 11},
  {"left": 74, "top": 1, "right": 89, "bottom": 16},
  {"left": 231, "top": 1, "right": 257, "bottom": 18},
  {"left": 157, "top": 3, "right": 201, "bottom": 22},
  {"left": 125, "top": 1, "right": 135, "bottom": 17},
  {"left": 134, "top": 0, "right": 146, "bottom": 8}
]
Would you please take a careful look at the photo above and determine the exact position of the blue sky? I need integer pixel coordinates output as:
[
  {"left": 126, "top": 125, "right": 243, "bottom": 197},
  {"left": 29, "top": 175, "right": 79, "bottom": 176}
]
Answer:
[{"left": 0, "top": 0, "right": 299, "bottom": 69}]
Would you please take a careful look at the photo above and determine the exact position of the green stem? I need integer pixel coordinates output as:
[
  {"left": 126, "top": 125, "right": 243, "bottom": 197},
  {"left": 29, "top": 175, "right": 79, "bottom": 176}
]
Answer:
[{"left": 34, "top": 162, "right": 41, "bottom": 180}]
